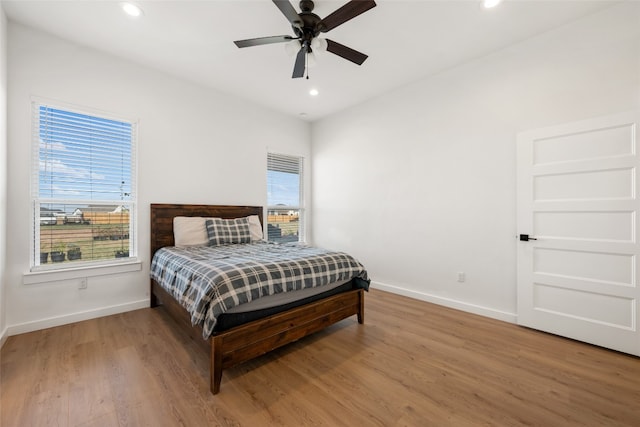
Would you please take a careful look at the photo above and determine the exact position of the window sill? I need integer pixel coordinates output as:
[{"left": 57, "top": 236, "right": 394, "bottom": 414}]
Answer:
[{"left": 23, "top": 259, "right": 142, "bottom": 285}]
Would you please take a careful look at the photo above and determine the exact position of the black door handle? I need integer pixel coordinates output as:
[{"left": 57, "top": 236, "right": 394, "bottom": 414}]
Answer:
[{"left": 519, "top": 234, "right": 537, "bottom": 241}]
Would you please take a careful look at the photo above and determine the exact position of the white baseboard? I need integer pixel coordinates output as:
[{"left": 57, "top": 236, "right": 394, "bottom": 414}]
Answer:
[
  {"left": 6, "top": 299, "right": 149, "bottom": 337},
  {"left": 4, "top": 285, "right": 516, "bottom": 338},
  {"left": 0, "top": 326, "right": 8, "bottom": 349},
  {"left": 370, "top": 281, "right": 517, "bottom": 324}
]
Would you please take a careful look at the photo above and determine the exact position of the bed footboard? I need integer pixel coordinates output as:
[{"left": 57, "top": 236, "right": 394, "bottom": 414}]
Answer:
[
  {"left": 152, "top": 280, "right": 363, "bottom": 394},
  {"left": 209, "top": 288, "right": 364, "bottom": 394}
]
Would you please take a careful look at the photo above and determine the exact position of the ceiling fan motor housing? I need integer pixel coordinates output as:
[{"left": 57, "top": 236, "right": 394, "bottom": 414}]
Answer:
[
  {"left": 294, "top": 1, "right": 323, "bottom": 48},
  {"left": 299, "top": 0, "right": 315, "bottom": 13}
]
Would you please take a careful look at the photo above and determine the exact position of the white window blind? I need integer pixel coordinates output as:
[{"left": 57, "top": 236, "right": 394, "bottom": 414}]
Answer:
[
  {"left": 267, "top": 153, "right": 304, "bottom": 243},
  {"left": 31, "top": 101, "right": 137, "bottom": 269}
]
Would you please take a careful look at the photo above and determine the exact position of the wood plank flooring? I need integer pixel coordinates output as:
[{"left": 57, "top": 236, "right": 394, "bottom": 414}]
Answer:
[{"left": 1, "top": 289, "right": 639, "bottom": 426}]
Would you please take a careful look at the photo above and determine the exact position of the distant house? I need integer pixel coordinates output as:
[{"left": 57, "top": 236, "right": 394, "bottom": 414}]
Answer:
[
  {"left": 39, "top": 207, "right": 63, "bottom": 225},
  {"left": 64, "top": 208, "right": 85, "bottom": 224},
  {"left": 40, "top": 206, "right": 62, "bottom": 215}
]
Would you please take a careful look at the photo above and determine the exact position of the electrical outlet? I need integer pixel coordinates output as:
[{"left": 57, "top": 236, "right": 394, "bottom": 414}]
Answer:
[
  {"left": 79, "top": 278, "right": 88, "bottom": 289},
  {"left": 457, "top": 272, "right": 465, "bottom": 283}
]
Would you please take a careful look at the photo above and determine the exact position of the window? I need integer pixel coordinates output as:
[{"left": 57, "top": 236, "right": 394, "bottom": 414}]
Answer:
[
  {"left": 31, "top": 101, "right": 137, "bottom": 270},
  {"left": 267, "top": 153, "right": 303, "bottom": 243}
]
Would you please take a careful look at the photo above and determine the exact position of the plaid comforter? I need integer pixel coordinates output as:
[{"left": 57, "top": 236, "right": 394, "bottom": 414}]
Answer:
[{"left": 150, "top": 242, "right": 370, "bottom": 338}]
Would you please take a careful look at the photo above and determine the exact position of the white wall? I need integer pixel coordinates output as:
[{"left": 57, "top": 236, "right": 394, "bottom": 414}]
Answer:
[
  {"left": 0, "top": 5, "right": 8, "bottom": 345},
  {"left": 311, "top": 2, "right": 640, "bottom": 321},
  {"left": 6, "top": 23, "right": 310, "bottom": 334}
]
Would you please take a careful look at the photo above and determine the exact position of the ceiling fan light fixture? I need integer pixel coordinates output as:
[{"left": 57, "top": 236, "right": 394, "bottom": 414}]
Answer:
[
  {"left": 307, "top": 51, "right": 318, "bottom": 68},
  {"left": 482, "top": 0, "right": 502, "bottom": 9},
  {"left": 121, "top": 2, "right": 143, "bottom": 17},
  {"left": 284, "top": 39, "right": 301, "bottom": 56},
  {"left": 311, "top": 37, "right": 328, "bottom": 53}
]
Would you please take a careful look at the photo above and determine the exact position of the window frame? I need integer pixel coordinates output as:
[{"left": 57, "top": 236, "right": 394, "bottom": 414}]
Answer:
[
  {"left": 266, "top": 152, "right": 305, "bottom": 243},
  {"left": 29, "top": 98, "right": 139, "bottom": 276}
]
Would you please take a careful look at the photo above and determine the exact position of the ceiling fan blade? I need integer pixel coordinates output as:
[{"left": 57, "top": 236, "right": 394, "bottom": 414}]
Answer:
[
  {"left": 319, "top": 0, "right": 376, "bottom": 33},
  {"left": 234, "top": 35, "right": 295, "bottom": 48},
  {"left": 292, "top": 47, "right": 306, "bottom": 78},
  {"left": 272, "top": 0, "right": 302, "bottom": 29},
  {"left": 326, "top": 39, "right": 368, "bottom": 65}
]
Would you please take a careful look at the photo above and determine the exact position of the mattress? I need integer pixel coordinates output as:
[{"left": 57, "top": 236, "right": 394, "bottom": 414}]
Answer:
[{"left": 150, "top": 242, "right": 370, "bottom": 337}]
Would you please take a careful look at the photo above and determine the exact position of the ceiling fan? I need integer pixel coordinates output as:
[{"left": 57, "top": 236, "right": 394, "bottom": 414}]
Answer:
[{"left": 234, "top": 0, "right": 376, "bottom": 79}]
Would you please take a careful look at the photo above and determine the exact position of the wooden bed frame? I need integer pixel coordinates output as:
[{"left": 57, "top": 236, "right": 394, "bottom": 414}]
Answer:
[{"left": 150, "top": 203, "right": 365, "bottom": 394}]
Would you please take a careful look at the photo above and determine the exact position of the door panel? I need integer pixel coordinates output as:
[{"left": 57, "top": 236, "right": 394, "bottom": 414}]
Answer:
[
  {"left": 533, "top": 248, "right": 634, "bottom": 285},
  {"left": 532, "top": 122, "right": 634, "bottom": 163},
  {"left": 533, "top": 211, "right": 633, "bottom": 241},
  {"left": 517, "top": 111, "right": 640, "bottom": 356},
  {"left": 533, "top": 168, "right": 633, "bottom": 200},
  {"left": 532, "top": 284, "right": 633, "bottom": 328}
]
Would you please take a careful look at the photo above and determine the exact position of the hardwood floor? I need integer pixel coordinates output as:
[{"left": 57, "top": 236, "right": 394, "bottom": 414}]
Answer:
[{"left": 2, "top": 289, "right": 639, "bottom": 426}]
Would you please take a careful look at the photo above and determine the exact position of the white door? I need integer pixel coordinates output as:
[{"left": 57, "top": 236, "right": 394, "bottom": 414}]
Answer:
[{"left": 517, "top": 111, "right": 640, "bottom": 356}]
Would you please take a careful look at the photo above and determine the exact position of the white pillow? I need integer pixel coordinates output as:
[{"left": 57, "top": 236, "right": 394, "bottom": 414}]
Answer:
[
  {"left": 247, "top": 215, "right": 264, "bottom": 241},
  {"left": 173, "top": 215, "right": 263, "bottom": 247},
  {"left": 173, "top": 217, "right": 208, "bottom": 247}
]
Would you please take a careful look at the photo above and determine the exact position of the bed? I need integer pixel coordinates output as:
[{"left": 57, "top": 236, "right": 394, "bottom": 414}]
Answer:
[{"left": 149, "top": 203, "right": 369, "bottom": 394}]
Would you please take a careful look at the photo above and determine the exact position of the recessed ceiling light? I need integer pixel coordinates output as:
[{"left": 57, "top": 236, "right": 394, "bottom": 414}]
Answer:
[
  {"left": 309, "top": 89, "right": 319, "bottom": 96},
  {"left": 121, "top": 2, "right": 143, "bottom": 17},
  {"left": 483, "top": 0, "right": 502, "bottom": 8}
]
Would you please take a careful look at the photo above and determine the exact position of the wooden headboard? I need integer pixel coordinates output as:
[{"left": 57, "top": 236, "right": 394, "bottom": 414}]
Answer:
[{"left": 150, "top": 204, "right": 263, "bottom": 256}]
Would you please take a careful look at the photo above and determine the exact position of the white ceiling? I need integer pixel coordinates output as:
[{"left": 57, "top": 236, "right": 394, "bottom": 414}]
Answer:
[{"left": 2, "top": 0, "right": 617, "bottom": 121}]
